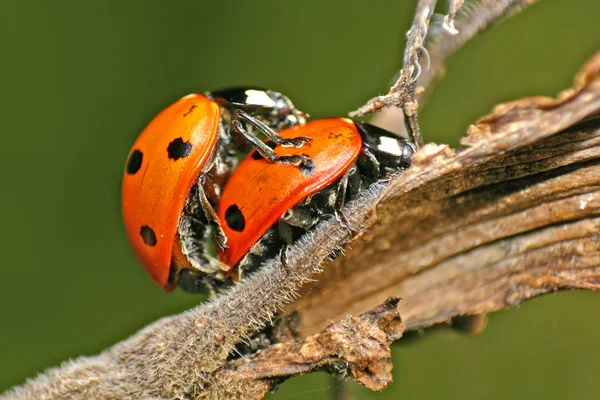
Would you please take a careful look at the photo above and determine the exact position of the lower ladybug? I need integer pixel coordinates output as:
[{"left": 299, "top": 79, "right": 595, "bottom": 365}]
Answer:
[
  {"left": 122, "top": 87, "right": 313, "bottom": 293},
  {"left": 216, "top": 118, "right": 415, "bottom": 279}
]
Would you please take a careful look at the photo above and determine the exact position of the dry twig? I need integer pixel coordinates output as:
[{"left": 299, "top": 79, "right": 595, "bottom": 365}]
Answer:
[
  {"left": 357, "top": 0, "right": 537, "bottom": 137},
  {"left": 350, "top": 0, "right": 438, "bottom": 146}
]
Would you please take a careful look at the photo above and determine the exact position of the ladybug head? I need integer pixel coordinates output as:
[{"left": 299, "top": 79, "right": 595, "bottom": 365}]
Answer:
[
  {"left": 265, "top": 89, "right": 308, "bottom": 129},
  {"left": 207, "top": 87, "right": 308, "bottom": 129},
  {"left": 356, "top": 122, "right": 416, "bottom": 172}
]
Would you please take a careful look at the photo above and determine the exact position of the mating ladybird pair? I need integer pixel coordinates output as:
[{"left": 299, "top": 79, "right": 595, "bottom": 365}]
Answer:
[{"left": 122, "top": 88, "right": 415, "bottom": 293}]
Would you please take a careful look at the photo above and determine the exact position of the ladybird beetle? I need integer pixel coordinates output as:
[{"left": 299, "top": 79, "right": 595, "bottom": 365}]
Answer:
[
  {"left": 216, "top": 118, "right": 415, "bottom": 279},
  {"left": 122, "top": 87, "right": 313, "bottom": 293}
]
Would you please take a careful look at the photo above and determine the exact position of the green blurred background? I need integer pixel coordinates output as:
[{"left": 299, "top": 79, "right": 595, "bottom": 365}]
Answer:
[{"left": 1, "top": 0, "right": 599, "bottom": 398}]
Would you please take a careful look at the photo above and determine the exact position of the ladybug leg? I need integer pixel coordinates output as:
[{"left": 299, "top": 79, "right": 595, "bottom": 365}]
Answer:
[
  {"left": 347, "top": 162, "right": 363, "bottom": 197},
  {"left": 333, "top": 168, "right": 357, "bottom": 234},
  {"left": 279, "top": 246, "right": 289, "bottom": 270},
  {"left": 197, "top": 174, "right": 228, "bottom": 250},
  {"left": 278, "top": 220, "right": 293, "bottom": 270},
  {"left": 231, "top": 119, "right": 314, "bottom": 171},
  {"left": 177, "top": 266, "right": 226, "bottom": 298},
  {"left": 235, "top": 109, "right": 311, "bottom": 148},
  {"left": 178, "top": 186, "right": 229, "bottom": 296},
  {"left": 357, "top": 147, "right": 381, "bottom": 179},
  {"left": 281, "top": 206, "right": 320, "bottom": 230},
  {"left": 179, "top": 188, "right": 224, "bottom": 274},
  {"left": 278, "top": 206, "right": 321, "bottom": 270}
]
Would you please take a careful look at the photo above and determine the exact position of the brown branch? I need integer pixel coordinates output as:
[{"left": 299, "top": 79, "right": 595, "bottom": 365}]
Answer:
[
  {"left": 3, "top": 34, "right": 599, "bottom": 400},
  {"left": 285, "top": 52, "right": 600, "bottom": 336}
]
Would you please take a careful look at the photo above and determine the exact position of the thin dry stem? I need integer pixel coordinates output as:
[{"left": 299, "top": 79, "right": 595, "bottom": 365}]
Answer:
[
  {"left": 350, "top": 0, "right": 438, "bottom": 146},
  {"left": 367, "top": 0, "right": 538, "bottom": 136}
]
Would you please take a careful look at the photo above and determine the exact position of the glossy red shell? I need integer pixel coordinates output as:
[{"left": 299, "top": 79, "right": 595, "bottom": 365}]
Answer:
[
  {"left": 122, "top": 94, "right": 220, "bottom": 289},
  {"left": 217, "top": 118, "right": 363, "bottom": 268}
]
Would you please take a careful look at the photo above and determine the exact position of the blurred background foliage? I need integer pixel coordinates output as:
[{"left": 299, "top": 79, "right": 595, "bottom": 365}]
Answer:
[{"left": 1, "top": 0, "right": 599, "bottom": 398}]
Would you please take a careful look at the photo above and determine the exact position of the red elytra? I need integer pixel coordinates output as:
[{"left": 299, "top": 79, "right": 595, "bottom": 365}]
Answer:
[
  {"left": 122, "top": 94, "right": 219, "bottom": 290},
  {"left": 217, "top": 118, "right": 363, "bottom": 268}
]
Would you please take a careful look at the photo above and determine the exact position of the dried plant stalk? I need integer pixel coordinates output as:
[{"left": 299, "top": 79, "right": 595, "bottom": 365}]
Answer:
[
  {"left": 350, "top": 0, "right": 439, "bottom": 145},
  {"left": 370, "top": 0, "right": 538, "bottom": 135}
]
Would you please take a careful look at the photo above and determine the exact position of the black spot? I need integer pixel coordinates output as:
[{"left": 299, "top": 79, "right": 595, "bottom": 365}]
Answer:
[
  {"left": 140, "top": 225, "right": 157, "bottom": 246},
  {"left": 183, "top": 104, "right": 197, "bottom": 117},
  {"left": 126, "top": 149, "right": 143, "bottom": 174},
  {"left": 167, "top": 138, "right": 193, "bottom": 160},
  {"left": 225, "top": 205, "right": 245, "bottom": 232}
]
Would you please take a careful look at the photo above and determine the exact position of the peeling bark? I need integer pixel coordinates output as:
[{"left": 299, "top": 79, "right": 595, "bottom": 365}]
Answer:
[{"left": 211, "top": 299, "right": 404, "bottom": 398}]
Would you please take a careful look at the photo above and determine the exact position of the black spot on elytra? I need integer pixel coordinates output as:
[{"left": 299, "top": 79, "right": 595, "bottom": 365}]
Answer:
[
  {"left": 183, "top": 104, "right": 197, "bottom": 117},
  {"left": 140, "top": 225, "right": 157, "bottom": 246},
  {"left": 126, "top": 149, "right": 143, "bottom": 174},
  {"left": 251, "top": 141, "right": 277, "bottom": 160},
  {"left": 327, "top": 131, "right": 344, "bottom": 139},
  {"left": 167, "top": 138, "right": 193, "bottom": 160},
  {"left": 225, "top": 205, "right": 245, "bottom": 232}
]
